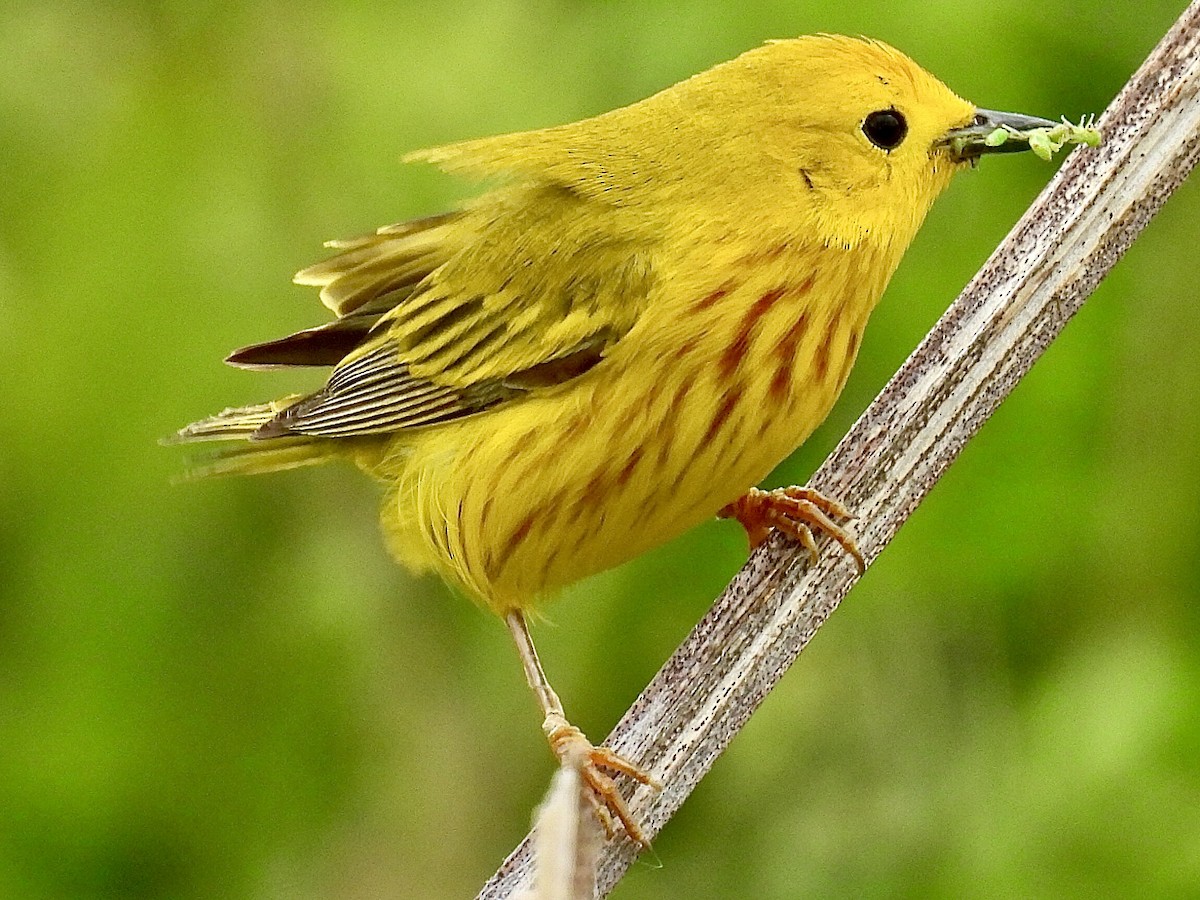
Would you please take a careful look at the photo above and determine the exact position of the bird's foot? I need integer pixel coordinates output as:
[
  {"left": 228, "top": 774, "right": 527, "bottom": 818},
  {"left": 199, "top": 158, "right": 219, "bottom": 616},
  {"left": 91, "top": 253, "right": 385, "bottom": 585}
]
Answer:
[
  {"left": 719, "top": 486, "right": 866, "bottom": 572},
  {"left": 543, "top": 715, "right": 660, "bottom": 847}
]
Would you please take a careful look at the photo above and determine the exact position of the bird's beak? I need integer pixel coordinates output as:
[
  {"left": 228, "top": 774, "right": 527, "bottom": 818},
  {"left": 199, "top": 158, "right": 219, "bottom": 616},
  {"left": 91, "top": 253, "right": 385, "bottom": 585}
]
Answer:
[{"left": 943, "top": 108, "right": 1060, "bottom": 161}]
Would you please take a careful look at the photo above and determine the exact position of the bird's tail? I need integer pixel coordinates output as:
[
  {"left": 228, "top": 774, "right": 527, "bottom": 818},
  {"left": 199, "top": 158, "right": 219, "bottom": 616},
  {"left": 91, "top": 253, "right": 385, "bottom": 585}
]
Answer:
[{"left": 168, "top": 397, "right": 337, "bottom": 479}]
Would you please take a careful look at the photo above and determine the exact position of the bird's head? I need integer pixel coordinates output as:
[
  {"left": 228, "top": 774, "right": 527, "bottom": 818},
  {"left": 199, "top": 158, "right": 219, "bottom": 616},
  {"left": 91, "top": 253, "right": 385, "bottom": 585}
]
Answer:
[
  {"left": 655, "top": 35, "right": 1054, "bottom": 253},
  {"left": 412, "top": 35, "right": 1054, "bottom": 261}
]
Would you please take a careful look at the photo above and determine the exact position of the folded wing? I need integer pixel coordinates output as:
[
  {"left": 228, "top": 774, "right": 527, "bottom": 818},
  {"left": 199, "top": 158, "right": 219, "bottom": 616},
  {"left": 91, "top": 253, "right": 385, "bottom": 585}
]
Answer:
[{"left": 221, "top": 183, "right": 656, "bottom": 440}]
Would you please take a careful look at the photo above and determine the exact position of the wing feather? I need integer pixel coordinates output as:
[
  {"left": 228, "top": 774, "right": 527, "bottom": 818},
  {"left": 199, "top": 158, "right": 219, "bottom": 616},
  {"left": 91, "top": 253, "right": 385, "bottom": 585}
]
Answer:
[
  {"left": 252, "top": 182, "right": 658, "bottom": 440},
  {"left": 254, "top": 344, "right": 484, "bottom": 439},
  {"left": 295, "top": 211, "right": 462, "bottom": 316}
]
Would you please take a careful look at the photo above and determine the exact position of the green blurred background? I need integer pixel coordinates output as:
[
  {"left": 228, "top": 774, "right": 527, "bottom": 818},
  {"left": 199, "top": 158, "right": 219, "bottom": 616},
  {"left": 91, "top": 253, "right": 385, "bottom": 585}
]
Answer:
[{"left": 2, "top": 1, "right": 1197, "bottom": 897}]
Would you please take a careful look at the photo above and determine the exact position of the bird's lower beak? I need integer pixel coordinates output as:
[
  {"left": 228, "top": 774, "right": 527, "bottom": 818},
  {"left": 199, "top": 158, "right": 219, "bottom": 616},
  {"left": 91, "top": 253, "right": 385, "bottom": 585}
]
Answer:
[{"left": 943, "top": 108, "right": 1060, "bottom": 161}]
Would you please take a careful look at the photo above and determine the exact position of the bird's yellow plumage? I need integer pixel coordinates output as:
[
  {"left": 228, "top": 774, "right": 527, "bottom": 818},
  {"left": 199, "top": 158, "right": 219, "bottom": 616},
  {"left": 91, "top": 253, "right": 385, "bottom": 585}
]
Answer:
[{"left": 176, "top": 34, "right": 1059, "bottom": 844}]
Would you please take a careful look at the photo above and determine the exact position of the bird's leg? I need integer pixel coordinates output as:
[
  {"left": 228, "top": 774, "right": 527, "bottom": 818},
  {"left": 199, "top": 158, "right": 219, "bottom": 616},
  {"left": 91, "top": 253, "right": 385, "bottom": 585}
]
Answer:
[
  {"left": 504, "top": 609, "right": 659, "bottom": 847},
  {"left": 719, "top": 486, "right": 867, "bottom": 572}
]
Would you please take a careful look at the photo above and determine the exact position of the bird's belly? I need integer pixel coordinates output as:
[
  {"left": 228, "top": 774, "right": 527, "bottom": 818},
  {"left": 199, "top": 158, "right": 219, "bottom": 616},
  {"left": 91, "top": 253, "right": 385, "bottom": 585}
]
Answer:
[{"left": 380, "top": 307, "right": 864, "bottom": 612}]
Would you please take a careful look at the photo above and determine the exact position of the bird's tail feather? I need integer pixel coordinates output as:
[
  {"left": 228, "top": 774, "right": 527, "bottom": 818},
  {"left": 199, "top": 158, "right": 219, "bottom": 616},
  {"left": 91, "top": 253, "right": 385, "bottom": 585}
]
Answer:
[
  {"left": 176, "top": 441, "right": 334, "bottom": 480},
  {"left": 172, "top": 397, "right": 303, "bottom": 442},
  {"left": 168, "top": 396, "right": 335, "bottom": 478}
]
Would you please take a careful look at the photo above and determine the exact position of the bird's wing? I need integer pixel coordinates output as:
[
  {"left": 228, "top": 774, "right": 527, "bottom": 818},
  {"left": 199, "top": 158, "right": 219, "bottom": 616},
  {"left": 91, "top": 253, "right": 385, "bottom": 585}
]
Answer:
[
  {"left": 226, "top": 212, "right": 462, "bottom": 369},
  {"left": 252, "top": 183, "right": 656, "bottom": 439}
]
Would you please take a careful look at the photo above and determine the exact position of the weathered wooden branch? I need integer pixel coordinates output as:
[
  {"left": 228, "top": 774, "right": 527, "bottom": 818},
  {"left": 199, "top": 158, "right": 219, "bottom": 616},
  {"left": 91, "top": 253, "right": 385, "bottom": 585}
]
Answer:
[{"left": 481, "top": 4, "right": 1200, "bottom": 896}]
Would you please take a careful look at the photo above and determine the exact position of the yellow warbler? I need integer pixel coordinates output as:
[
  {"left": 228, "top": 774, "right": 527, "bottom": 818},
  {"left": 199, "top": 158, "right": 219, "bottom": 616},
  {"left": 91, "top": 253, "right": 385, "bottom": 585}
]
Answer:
[{"left": 176, "top": 35, "right": 1059, "bottom": 844}]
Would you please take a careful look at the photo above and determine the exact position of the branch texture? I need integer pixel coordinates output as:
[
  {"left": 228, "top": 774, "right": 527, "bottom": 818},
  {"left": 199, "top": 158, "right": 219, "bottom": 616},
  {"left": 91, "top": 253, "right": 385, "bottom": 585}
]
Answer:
[{"left": 482, "top": 5, "right": 1200, "bottom": 896}]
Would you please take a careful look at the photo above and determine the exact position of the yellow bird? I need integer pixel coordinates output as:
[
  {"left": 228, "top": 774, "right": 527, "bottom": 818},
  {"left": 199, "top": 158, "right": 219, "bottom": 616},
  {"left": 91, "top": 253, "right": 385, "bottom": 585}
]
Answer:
[{"left": 176, "top": 35, "right": 1054, "bottom": 844}]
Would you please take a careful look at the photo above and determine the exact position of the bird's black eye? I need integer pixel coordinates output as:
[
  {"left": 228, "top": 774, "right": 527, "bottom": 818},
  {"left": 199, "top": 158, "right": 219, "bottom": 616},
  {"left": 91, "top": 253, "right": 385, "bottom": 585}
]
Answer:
[{"left": 862, "top": 108, "right": 908, "bottom": 151}]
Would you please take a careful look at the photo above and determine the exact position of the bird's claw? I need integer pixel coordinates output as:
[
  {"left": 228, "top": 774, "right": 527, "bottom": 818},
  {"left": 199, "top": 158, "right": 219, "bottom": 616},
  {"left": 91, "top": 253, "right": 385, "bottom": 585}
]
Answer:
[
  {"left": 720, "top": 486, "right": 866, "bottom": 572},
  {"left": 544, "top": 717, "right": 659, "bottom": 848}
]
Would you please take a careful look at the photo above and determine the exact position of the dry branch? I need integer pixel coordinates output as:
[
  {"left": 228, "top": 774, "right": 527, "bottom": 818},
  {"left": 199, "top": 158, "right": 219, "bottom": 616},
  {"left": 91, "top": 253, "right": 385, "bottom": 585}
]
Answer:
[{"left": 481, "top": 4, "right": 1200, "bottom": 896}]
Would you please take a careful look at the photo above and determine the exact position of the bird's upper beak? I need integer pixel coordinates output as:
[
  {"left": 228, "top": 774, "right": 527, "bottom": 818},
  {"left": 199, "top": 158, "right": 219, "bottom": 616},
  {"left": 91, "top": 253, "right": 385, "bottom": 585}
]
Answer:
[{"left": 943, "top": 108, "right": 1060, "bottom": 161}]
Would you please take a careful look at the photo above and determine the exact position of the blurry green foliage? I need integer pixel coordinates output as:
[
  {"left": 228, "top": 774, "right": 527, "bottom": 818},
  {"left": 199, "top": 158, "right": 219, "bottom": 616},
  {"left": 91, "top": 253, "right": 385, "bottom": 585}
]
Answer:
[{"left": 1, "top": 1, "right": 1197, "bottom": 897}]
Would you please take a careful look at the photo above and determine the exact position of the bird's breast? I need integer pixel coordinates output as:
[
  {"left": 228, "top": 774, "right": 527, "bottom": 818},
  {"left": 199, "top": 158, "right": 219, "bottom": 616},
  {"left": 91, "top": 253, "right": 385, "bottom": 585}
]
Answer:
[
  {"left": 642, "top": 259, "right": 875, "bottom": 515},
  {"left": 387, "top": 241, "right": 887, "bottom": 611}
]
